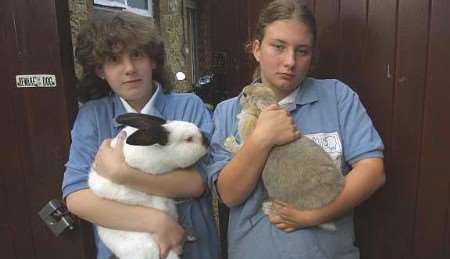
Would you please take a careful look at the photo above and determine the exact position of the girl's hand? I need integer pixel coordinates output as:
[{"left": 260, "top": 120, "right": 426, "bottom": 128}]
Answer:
[
  {"left": 267, "top": 200, "right": 322, "bottom": 232},
  {"left": 152, "top": 212, "right": 186, "bottom": 259},
  {"left": 93, "top": 131, "right": 130, "bottom": 184},
  {"left": 251, "top": 104, "right": 300, "bottom": 148}
]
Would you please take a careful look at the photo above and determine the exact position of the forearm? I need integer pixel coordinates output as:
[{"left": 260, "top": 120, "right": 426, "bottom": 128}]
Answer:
[
  {"left": 217, "top": 135, "right": 272, "bottom": 207},
  {"left": 312, "top": 158, "right": 385, "bottom": 224},
  {"left": 66, "top": 188, "right": 169, "bottom": 233},
  {"left": 121, "top": 167, "right": 205, "bottom": 198}
]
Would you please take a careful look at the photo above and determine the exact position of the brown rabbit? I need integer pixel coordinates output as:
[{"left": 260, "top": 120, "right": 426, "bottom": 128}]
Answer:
[{"left": 224, "top": 83, "right": 345, "bottom": 230}]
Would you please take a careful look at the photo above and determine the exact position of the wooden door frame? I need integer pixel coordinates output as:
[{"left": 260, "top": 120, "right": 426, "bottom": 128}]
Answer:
[{"left": 0, "top": 0, "right": 95, "bottom": 258}]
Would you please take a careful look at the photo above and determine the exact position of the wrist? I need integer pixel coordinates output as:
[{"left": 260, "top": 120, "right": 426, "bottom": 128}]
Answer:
[
  {"left": 247, "top": 131, "right": 273, "bottom": 151},
  {"left": 113, "top": 162, "right": 134, "bottom": 184},
  {"left": 304, "top": 209, "right": 328, "bottom": 227},
  {"left": 144, "top": 208, "right": 167, "bottom": 233}
]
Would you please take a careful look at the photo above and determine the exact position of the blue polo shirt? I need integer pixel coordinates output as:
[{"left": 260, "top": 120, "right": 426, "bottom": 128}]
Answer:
[
  {"left": 208, "top": 78, "right": 384, "bottom": 259},
  {"left": 62, "top": 86, "right": 220, "bottom": 259}
]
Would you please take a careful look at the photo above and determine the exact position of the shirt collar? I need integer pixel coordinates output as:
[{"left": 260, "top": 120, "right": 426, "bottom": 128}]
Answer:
[
  {"left": 119, "top": 81, "right": 161, "bottom": 114},
  {"left": 278, "top": 86, "right": 299, "bottom": 109},
  {"left": 112, "top": 81, "right": 165, "bottom": 129},
  {"left": 295, "top": 78, "right": 320, "bottom": 106},
  {"left": 251, "top": 77, "right": 320, "bottom": 111}
]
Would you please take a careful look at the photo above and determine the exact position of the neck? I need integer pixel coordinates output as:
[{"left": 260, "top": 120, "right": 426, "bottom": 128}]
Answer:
[
  {"left": 273, "top": 90, "right": 289, "bottom": 102},
  {"left": 259, "top": 78, "right": 292, "bottom": 102},
  {"left": 129, "top": 101, "right": 146, "bottom": 112},
  {"left": 265, "top": 84, "right": 291, "bottom": 102},
  {"left": 129, "top": 84, "right": 155, "bottom": 112}
]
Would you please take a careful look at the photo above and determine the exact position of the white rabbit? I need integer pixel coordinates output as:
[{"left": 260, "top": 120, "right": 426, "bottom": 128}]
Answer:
[
  {"left": 88, "top": 113, "right": 209, "bottom": 259},
  {"left": 224, "top": 83, "right": 345, "bottom": 231}
]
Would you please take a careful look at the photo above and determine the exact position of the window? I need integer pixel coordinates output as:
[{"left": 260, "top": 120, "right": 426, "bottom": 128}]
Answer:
[
  {"left": 183, "top": 0, "right": 199, "bottom": 83},
  {"left": 94, "top": 0, "right": 153, "bottom": 17}
]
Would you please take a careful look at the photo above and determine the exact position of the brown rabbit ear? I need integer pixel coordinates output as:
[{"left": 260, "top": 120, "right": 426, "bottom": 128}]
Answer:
[
  {"left": 116, "top": 113, "right": 166, "bottom": 129},
  {"left": 126, "top": 126, "right": 169, "bottom": 146}
]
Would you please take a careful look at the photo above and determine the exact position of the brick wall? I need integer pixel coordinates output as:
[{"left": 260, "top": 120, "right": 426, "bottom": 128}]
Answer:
[{"left": 68, "top": 0, "right": 90, "bottom": 79}]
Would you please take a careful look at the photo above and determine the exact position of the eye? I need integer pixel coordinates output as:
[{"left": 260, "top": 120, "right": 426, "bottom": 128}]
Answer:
[
  {"left": 271, "top": 43, "right": 284, "bottom": 51},
  {"left": 185, "top": 136, "right": 193, "bottom": 142},
  {"left": 130, "top": 49, "right": 145, "bottom": 59},
  {"left": 296, "top": 48, "right": 310, "bottom": 56},
  {"left": 243, "top": 92, "right": 247, "bottom": 98},
  {"left": 105, "top": 55, "right": 119, "bottom": 63}
]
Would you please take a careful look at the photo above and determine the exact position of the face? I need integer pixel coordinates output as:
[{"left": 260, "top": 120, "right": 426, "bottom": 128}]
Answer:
[
  {"left": 253, "top": 18, "right": 313, "bottom": 100},
  {"left": 96, "top": 49, "right": 156, "bottom": 111}
]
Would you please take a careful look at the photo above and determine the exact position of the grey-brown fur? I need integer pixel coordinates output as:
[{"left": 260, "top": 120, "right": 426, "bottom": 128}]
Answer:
[
  {"left": 225, "top": 83, "right": 345, "bottom": 212},
  {"left": 263, "top": 136, "right": 344, "bottom": 209}
]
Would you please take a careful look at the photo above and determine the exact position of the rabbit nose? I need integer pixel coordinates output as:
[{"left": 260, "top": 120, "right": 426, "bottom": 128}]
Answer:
[{"left": 201, "top": 131, "right": 210, "bottom": 147}]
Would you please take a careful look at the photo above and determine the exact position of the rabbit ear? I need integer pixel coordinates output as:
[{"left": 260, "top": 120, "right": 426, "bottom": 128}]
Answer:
[
  {"left": 116, "top": 113, "right": 166, "bottom": 129},
  {"left": 126, "top": 126, "right": 169, "bottom": 146}
]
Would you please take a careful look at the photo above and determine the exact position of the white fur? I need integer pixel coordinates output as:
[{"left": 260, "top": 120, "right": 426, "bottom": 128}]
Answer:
[{"left": 88, "top": 120, "right": 207, "bottom": 259}]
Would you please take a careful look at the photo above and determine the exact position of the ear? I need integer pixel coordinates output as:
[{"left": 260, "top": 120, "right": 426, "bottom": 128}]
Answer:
[
  {"left": 116, "top": 113, "right": 166, "bottom": 129},
  {"left": 150, "top": 59, "right": 157, "bottom": 70},
  {"left": 252, "top": 40, "right": 261, "bottom": 63},
  {"left": 95, "top": 65, "right": 105, "bottom": 80},
  {"left": 126, "top": 127, "right": 168, "bottom": 146}
]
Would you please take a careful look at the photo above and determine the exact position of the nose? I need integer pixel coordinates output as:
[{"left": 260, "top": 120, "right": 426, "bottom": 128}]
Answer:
[
  {"left": 123, "top": 55, "right": 137, "bottom": 75},
  {"left": 283, "top": 49, "right": 296, "bottom": 69}
]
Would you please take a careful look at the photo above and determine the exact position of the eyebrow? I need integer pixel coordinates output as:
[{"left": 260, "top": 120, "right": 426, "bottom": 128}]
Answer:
[{"left": 270, "top": 39, "right": 311, "bottom": 48}]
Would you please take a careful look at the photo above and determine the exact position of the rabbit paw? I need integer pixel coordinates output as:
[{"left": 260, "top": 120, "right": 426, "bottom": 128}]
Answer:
[
  {"left": 224, "top": 136, "right": 241, "bottom": 154},
  {"left": 318, "top": 222, "right": 337, "bottom": 232},
  {"left": 262, "top": 201, "right": 273, "bottom": 215}
]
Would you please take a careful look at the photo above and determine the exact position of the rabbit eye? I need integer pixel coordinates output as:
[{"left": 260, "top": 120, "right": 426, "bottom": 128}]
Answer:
[
  {"left": 243, "top": 92, "right": 248, "bottom": 98},
  {"left": 185, "top": 136, "right": 193, "bottom": 142}
]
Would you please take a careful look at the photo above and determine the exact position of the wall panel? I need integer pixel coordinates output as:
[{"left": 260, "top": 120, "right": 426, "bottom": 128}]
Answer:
[
  {"left": 414, "top": 0, "right": 450, "bottom": 258},
  {"left": 389, "top": 0, "right": 430, "bottom": 256},
  {"left": 1, "top": 0, "right": 37, "bottom": 257},
  {"left": 355, "top": 0, "right": 397, "bottom": 258},
  {"left": 338, "top": 0, "right": 367, "bottom": 91},
  {"left": 313, "top": 0, "right": 340, "bottom": 78}
]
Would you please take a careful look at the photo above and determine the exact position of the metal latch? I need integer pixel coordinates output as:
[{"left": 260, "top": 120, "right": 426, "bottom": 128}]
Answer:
[{"left": 38, "top": 199, "right": 75, "bottom": 236}]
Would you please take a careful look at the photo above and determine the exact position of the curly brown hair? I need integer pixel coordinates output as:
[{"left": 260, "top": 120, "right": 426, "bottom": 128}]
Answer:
[{"left": 75, "top": 11, "right": 173, "bottom": 103}]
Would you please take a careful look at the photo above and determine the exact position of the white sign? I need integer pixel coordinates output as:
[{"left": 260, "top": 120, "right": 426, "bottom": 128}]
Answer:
[{"left": 16, "top": 74, "right": 57, "bottom": 88}]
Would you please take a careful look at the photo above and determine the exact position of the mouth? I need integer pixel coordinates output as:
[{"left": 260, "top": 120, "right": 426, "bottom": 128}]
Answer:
[
  {"left": 122, "top": 79, "right": 142, "bottom": 85},
  {"left": 277, "top": 73, "right": 295, "bottom": 80}
]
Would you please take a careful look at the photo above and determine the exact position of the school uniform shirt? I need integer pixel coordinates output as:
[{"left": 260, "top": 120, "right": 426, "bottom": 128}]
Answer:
[
  {"left": 62, "top": 84, "right": 220, "bottom": 259},
  {"left": 208, "top": 78, "right": 384, "bottom": 259}
]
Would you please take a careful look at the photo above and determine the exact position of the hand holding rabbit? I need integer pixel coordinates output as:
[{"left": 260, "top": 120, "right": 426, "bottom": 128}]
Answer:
[
  {"left": 267, "top": 200, "right": 326, "bottom": 232},
  {"left": 151, "top": 211, "right": 186, "bottom": 259},
  {"left": 94, "top": 131, "right": 131, "bottom": 184},
  {"left": 251, "top": 104, "right": 300, "bottom": 148}
]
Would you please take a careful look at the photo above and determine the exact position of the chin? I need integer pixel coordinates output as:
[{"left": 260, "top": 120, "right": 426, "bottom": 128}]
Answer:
[{"left": 275, "top": 82, "right": 297, "bottom": 91}]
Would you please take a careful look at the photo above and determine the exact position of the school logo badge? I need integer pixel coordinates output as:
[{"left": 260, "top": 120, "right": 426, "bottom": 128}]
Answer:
[{"left": 305, "top": 132, "right": 342, "bottom": 168}]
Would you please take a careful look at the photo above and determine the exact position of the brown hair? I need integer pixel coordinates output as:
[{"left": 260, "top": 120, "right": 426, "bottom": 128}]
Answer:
[
  {"left": 75, "top": 11, "right": 173, "bottom": 103},
  {"left": 249, "top": 0, "right": 317, "bottom": 79}
]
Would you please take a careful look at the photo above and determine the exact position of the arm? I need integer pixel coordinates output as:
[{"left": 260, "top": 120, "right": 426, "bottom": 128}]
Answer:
[
  {"left": 63, "top": 107, "right": 185, "bottom": 257},
  {"left": 93, "top": 131, "right": 205, "bottom": 198},
  {"left": 269, "top": 81, "right": 386, "bottom": 231},
  {"left": 268, "top": 158, "right": 385, "bottom": 231},
  {"left": 66, "top": 189, "right": 184, "bottom": 256},
  {"left": 217, "top": 105, "right": 299, "bottom": 207}
]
